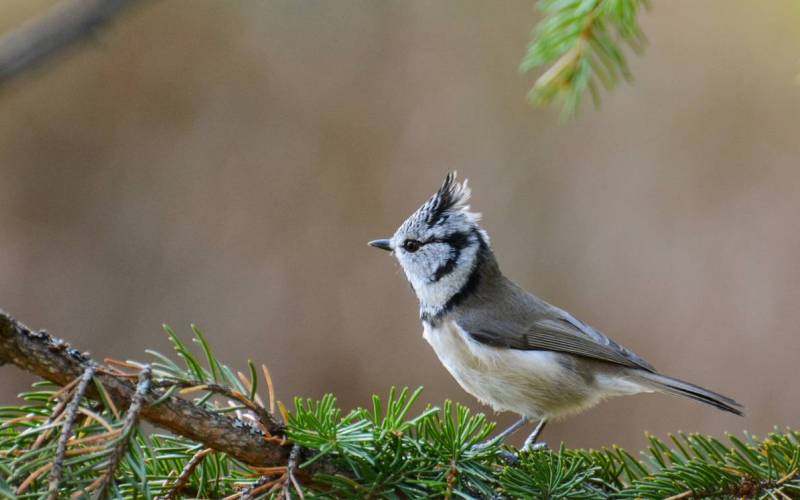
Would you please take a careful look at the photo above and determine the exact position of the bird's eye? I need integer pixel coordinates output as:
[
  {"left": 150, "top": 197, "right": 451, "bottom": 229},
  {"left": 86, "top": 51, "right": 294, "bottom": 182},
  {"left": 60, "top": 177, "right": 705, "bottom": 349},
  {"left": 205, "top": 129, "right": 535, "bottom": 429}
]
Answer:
[{"left": 402, "top": 239, "right": 422, "bottom": 253}]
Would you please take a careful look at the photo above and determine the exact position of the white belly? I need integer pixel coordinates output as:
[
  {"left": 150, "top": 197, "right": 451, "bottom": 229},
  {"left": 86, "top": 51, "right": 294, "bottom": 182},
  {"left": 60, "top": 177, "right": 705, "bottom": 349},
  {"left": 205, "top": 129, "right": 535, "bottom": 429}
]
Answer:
[{"left": 422, "top": 319, "right": 602, "bottom": 419}]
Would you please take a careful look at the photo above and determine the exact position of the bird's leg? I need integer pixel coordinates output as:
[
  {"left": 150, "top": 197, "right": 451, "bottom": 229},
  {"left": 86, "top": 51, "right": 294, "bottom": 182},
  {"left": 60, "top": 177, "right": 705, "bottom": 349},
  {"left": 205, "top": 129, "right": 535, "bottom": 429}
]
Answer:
[
  {"left": 521, "top": 418, "right": 548, "bottom": 451},
  {"left": 472, "top": 416, "right": 529, "bottom": 450}
]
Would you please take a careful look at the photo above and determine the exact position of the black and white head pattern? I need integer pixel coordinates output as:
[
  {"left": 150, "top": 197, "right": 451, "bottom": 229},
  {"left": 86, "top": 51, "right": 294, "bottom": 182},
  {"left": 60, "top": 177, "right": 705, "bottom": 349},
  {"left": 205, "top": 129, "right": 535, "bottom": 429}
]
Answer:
[{"left": 391, "top": 172, "right": 489, "bottom": 313}]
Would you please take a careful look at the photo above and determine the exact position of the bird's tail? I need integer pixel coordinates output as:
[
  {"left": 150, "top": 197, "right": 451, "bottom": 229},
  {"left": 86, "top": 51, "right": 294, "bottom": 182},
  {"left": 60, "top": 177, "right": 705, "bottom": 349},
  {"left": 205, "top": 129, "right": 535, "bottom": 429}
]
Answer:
[{"left": 634, "top": 371, "right": 744, "bottom": 416}]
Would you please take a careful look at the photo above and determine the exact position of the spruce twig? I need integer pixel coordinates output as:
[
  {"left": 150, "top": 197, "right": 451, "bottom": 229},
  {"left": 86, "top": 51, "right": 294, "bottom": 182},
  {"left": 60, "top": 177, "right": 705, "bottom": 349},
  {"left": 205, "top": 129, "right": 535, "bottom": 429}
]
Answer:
[
  {"left": 234, "top": 476, "right": 284, "bottom": 500},
  {"left": 522, "top": 0, "right": 649, "bottom": 115},
  {"left": 160, "top": 447, "right": 214, "bottom": 500},
  {"left": 283, "top": 443, "right": 304, "bottom": 499},
  {"left": 160, "top": 379, "right": 282, "bottom": 435},
  {"left": 29, "top": 393, "right": 70, "bottom": 451},
  {"left": 96, "top": 365, "right": 151, "bottom": 497},
  {"left": 0, "top": 311, "right": 314, "bottom": 470},
  {"left": 0, "top": 0, "right": 143, "bottom": 84},
  {"left": 47, "top": 364, "right": 96, "bottom": 499}
]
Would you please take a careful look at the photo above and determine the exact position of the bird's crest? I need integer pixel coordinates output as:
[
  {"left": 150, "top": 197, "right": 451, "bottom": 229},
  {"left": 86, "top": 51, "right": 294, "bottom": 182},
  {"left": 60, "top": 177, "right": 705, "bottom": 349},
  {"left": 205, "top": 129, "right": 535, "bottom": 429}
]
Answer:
[
  {"left": 409, "top": 172, "right": 479, "bottom": 228},
  {"left": 425, "top": 172, "right": 471, "bottom": 224}
]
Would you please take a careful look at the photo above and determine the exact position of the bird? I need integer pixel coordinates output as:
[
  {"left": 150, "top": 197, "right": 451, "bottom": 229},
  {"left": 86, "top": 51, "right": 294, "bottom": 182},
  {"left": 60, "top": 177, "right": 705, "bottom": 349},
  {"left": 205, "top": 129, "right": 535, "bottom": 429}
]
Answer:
[{"left": 368, "top": 172, "right": 743, "bottom": 451}]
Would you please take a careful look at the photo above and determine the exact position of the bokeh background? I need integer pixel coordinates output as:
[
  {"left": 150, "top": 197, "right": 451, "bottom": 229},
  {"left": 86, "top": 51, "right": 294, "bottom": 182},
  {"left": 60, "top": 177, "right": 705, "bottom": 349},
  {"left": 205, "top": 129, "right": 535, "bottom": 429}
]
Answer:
[{"left": 1, "top": 0, "right": 799, "bottom": 451}]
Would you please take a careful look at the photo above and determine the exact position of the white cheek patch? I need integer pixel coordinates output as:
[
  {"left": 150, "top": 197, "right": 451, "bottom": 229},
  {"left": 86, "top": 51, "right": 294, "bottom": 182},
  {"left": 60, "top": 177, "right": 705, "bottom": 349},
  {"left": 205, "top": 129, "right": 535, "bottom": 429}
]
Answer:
[
  {"left": 425, "top": 243, "right": 455, "bottom": 277},
  {"left": 403, "top": 241, "right": 479, "bottom": 309}
]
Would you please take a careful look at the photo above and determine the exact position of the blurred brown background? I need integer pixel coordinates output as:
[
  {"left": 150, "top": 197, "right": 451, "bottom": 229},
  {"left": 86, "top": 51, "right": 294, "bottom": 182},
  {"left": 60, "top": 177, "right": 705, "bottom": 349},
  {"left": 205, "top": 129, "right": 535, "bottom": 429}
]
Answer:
[{"left": 1, "top": 0, "right": 799, "bottom": 451}]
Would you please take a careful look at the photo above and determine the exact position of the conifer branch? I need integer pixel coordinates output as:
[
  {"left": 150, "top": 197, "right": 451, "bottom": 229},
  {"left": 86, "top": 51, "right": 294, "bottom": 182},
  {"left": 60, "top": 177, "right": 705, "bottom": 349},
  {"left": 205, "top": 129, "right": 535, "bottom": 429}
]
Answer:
[
  {"left": 0, "top": 0, "right": 144, "bottom": 84},
  {"left": 48, "top": 365, "right": 96, "bottom": 499},
  {"left": 155, "top": 379, "right": 283, "bottom": 436},
  {"left": 283, "top": 443, "right": 304, "bottom": 499},
  {"left": 160, "top": 447, "right": 213, "bottom": 500},
  {"left": 0, "top": 311, "right": 341, "bottom": 479},
  {"left": 96, "top": 365, "right": 151, "bottom": 497}
]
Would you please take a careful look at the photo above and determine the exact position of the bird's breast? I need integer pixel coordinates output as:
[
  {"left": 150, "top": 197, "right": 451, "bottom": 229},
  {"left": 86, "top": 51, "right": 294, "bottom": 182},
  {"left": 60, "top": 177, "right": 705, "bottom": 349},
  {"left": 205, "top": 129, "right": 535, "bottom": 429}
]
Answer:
[{"left": 421, "top": 319, "right": 585, "bottom": 418}]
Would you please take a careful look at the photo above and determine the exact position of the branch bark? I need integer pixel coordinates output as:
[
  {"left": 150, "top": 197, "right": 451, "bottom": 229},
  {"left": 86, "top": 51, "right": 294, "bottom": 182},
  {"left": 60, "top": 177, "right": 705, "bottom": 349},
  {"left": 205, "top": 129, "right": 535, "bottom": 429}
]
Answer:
[
  {"left": 0, "top": 0, "right": 142, "bottom": 84},
  {"left": 0, "top": 309, "right": 343, "bottom": 477}
]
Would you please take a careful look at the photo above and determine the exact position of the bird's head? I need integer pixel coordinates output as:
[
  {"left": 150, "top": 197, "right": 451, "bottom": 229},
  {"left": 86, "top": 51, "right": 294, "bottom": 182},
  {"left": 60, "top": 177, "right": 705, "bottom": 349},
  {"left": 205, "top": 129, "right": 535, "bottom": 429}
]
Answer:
[{"left": 369, "top": 172, "right": 490, "bottom": 310}]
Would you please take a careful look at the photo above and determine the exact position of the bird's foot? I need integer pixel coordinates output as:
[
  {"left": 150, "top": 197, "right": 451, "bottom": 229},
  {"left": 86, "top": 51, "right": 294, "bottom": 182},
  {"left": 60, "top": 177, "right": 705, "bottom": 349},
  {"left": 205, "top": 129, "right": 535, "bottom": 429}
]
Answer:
[
  {"left": 521, "top": 441, "right": 548, "bottom": 452},
  {"left": 497, "top": 450, "right": 519, "bottom": 465},
  {"left": 470, "top": 437, "right": 502, "bottom": 452},
  {"left": 495, "top": 443, "right": 547, "bottom": 466},
  {"left": 471, "top": 416, "right": 529, "bottom": 453},
  {"left": 520, "top": 419, "right": 548, "bottom": 452}
]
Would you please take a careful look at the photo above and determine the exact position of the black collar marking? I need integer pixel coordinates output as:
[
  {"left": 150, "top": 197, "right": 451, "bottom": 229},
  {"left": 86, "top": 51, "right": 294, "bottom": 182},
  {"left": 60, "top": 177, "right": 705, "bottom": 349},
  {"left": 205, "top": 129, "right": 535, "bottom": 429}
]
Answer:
[
  {"left": 421, "top": 232, "right": 488, "bottom": 325},
  {"left": 429, "top": 231, "right": 473, "bottom": 283}
]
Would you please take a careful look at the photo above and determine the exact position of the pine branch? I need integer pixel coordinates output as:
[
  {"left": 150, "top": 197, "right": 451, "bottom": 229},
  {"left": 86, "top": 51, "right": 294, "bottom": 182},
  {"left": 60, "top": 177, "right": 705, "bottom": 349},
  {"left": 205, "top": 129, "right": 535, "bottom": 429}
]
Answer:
[
  {"left": 96, "top": 365, "right": 151, "bottom": 497},
  {"left": 152, "top": 378, "right": 282, "bottom": 436},
  {"left": 160, "top": 447, "right": 213, "bottom": 500},
  {"left": 283, "top": 444, "right": 304, "bottom": 499},
  {"left": 47, "top": 365, "right": 95, "bottom": 499},
  {"left": 0, "top": 0, "right": 145, "bottom": 84},
  {"left": 0, "top": 310, "right": 341, "bottom": 479},
  {"left": 524, "top": 0, "right": 649, "bottom": 116}
]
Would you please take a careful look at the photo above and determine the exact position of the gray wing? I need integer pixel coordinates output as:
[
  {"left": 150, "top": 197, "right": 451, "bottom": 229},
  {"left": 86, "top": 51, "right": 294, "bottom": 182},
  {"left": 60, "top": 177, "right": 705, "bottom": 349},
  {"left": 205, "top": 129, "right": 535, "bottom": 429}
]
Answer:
[{"left": 462, "top": 309, "right": 656, "bottom": 372}]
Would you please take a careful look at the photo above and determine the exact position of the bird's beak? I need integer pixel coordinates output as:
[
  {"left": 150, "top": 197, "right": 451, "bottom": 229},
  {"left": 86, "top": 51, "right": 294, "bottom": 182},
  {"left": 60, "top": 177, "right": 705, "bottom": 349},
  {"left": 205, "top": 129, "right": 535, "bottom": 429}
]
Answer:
[{"left": 368, "top": 239, "right": 393, "bottom": 252}]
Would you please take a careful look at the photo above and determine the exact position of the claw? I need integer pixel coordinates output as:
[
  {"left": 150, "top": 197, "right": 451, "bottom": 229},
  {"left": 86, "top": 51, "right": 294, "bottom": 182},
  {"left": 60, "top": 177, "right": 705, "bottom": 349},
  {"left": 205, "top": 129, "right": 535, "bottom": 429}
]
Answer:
[
  {"left": 498, "top": 450, "right": 519, "bottom": 465},
  {"left": 470, "top": 441, "right": 495, "bottom": 452}
]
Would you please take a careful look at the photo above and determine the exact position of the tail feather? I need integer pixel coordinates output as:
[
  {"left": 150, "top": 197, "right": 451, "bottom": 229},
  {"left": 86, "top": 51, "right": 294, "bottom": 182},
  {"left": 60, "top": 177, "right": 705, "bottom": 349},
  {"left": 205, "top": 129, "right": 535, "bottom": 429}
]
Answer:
[{"left": 635, "top": 371, "right": 744, "bottom": 416}]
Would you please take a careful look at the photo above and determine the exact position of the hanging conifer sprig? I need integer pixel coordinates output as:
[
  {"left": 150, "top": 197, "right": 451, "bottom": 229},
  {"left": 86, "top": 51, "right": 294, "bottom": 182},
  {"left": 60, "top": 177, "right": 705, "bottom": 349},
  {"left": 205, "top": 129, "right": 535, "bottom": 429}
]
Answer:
[{"left": 523, "top": 0, "right": 649, "bottom": 115}]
